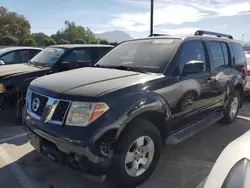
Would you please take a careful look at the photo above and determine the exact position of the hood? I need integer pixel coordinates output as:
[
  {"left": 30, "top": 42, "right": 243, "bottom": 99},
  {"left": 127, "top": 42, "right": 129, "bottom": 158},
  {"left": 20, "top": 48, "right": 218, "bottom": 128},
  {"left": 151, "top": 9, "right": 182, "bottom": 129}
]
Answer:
[
  {"left": 30, "top": 67, "right": 161, "bottom": 102},
  {"left": 0, "top": 64, "right": 40, "bottom": 78}
]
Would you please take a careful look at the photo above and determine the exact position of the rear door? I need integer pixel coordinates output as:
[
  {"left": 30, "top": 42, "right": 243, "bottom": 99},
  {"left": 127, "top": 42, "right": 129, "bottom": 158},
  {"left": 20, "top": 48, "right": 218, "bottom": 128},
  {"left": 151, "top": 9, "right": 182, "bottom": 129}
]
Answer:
[{"left": 206, "top": 41, "right": 233, "bottom": 104}]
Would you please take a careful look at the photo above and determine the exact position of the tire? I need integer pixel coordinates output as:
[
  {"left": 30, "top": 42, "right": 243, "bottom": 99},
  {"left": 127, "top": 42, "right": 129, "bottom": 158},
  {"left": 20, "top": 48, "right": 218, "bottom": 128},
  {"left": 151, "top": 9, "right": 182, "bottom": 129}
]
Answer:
[
  {"left": 220, "top": 90, "right": 241, "bottom": 124},
  {"left": 108, "top": 118, "right": 162, "bottom": 187}
]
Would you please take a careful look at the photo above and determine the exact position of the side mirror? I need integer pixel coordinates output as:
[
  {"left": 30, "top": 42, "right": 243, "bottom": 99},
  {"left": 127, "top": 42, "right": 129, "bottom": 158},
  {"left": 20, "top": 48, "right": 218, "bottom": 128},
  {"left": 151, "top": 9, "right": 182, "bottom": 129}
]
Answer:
[
  {"left": 60, "top": 61, "right": 70, "bottom": 71},
  {"left": 0, "top": 60, "right": 5, "bottom": 65},
  {"left": 182, "top": 60, "right": 205, "bottom": 75}
]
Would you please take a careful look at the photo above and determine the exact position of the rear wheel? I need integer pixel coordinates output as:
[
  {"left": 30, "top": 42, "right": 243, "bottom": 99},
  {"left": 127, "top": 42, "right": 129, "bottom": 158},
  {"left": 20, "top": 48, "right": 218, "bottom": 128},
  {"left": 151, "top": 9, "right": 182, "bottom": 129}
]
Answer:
[
  {"left": 220, "top": 90, "right": 241, "bottom": 124},
  {"left": 108, "top": 118, "right": 162, "bottom": 187}
]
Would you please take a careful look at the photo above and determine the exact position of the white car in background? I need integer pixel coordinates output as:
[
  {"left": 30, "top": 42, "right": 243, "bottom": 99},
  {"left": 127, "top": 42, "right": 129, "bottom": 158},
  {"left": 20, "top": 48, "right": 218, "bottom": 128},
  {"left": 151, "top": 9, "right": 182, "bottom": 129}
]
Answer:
[
  {"left": 201, "top": 130, "right": 250, "bottom": 188},
  {"left": 245, "top": 53, "right": 250, "bottom": 96}
]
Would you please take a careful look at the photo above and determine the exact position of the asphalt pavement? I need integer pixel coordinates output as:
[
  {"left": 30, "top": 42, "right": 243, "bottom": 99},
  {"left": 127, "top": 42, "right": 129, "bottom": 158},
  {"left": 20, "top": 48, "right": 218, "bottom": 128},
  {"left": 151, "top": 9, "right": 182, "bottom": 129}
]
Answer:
[{"left": 0, "top": 100, "right": 250, "bottom": 188}]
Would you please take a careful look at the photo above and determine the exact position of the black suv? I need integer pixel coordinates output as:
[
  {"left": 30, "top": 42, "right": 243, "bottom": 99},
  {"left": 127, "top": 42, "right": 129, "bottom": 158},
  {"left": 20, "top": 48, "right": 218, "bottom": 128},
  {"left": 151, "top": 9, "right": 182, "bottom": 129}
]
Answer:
[
  {"left": 0, "top": 44, "right": 112, "bottom": 119},
  {"left": 24, "top": 31, "right": 247, "bottom": 187}
]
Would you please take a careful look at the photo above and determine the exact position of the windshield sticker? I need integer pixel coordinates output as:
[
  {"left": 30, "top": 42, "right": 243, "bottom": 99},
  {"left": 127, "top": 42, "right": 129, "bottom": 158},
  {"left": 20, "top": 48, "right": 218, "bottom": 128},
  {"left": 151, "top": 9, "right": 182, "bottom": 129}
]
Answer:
[{"left": 153, "top": 39, "right": 173, "bottom": 44}]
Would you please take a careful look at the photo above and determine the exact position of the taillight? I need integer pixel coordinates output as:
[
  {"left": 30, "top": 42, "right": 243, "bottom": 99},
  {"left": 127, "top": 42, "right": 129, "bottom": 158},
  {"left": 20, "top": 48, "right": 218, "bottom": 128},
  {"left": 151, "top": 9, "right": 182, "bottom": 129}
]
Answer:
[
  {"left": 0, "top": 83, "right": 5, "bottom": 93},
  {"left": 247, "top": 70, "right": 250, "bottom": 76}
]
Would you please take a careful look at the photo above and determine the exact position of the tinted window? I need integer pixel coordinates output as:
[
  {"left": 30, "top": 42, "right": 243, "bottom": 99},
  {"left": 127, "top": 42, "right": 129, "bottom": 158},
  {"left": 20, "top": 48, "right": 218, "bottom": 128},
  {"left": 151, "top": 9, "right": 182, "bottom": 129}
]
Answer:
[
  {"left": 231, "top": 43, "right": 245, "bottom": 65},
  {"left": 180, "top": 40, "right": 207, "bottom": 72},
  {"left": 30, "top": 49, "right": 41, "bottom": 59},
  {"left": 75, "top": 49, "right": 92, "bottom": 61},
  {"left": 221, "top": 43, "right": 229, "bottom": 66},
  {"left": 19, "top": 50, "right": 30, "bottom": 63},
  {"left": 0, "top": 51, "right": 16, "bottom": 64},
  {"left": 98, "top": 47, "right": 111, "bottom": 57},
  {"left": 208, "top": 42, "right": 225, "bottom": 69},
  {"left": 63, "top": 49, "right": 92, "bottom": 69},
  {"left": 95, "top": 39, "right": 180, "bottom": 73}
]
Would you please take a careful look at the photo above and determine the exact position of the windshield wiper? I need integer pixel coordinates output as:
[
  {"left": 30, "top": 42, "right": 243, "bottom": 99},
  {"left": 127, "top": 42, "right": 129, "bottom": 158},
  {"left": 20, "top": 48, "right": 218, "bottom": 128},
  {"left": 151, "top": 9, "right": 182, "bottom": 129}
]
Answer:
[
  {"left": 109, "top": 65, "right": 150, "bottom": 74},
  {"left": 94, "top": 64, "right": 150, "bottom": 74},
  {"left": 28, "top": 60, "right": 44, "bottom": 69},
  {"left": 93, "top": 64, "right": 110, "bottom": 68}
]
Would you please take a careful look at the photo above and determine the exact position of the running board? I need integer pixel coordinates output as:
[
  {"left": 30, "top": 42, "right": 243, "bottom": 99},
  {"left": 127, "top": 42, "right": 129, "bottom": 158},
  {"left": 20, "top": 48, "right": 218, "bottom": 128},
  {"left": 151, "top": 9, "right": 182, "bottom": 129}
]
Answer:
[{"left": 165, "top": 112, "right": 224, "bottom": 145}]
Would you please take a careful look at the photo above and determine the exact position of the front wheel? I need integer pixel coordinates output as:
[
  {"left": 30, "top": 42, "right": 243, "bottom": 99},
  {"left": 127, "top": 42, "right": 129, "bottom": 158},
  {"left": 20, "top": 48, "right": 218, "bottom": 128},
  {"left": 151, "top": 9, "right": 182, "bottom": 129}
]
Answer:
[
  {"left": 108, "top": 118, "right": 162, "bottom": 187},
  {"left": 220, "top": 90, "right": 241, "bottom": 124}
]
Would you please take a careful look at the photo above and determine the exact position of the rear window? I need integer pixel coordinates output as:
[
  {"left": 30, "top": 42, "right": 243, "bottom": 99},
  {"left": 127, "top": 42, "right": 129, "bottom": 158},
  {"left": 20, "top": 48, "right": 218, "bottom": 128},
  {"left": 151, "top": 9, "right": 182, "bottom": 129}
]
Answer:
[{"left": 231, "top": 43, "right": 246, "bottom": 65}]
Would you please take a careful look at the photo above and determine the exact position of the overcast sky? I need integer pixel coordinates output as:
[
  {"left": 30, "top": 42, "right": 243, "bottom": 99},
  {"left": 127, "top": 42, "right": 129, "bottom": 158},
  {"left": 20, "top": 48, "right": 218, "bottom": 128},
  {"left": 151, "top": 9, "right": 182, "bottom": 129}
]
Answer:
[{"left": 2, "top": 0, "right": 250, "bottom": 41}]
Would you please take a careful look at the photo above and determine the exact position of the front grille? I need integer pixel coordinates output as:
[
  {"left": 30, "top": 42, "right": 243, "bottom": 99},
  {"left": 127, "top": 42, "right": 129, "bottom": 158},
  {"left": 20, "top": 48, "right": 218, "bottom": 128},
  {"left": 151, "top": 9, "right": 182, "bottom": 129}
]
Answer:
[
  {"left": 51, "top": 101, "right": 70, "bottom": 122},
  {"left": 27, "top": 90, "right": 71, "bottom": 125},
  {"left": 31, "top": 92, "right": 48, "bottom": 117}
]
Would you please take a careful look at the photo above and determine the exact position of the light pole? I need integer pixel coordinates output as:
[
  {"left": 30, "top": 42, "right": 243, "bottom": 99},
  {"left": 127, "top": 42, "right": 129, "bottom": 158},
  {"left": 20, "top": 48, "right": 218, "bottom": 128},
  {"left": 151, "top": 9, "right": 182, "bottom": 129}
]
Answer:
[
  {"left": 241, "top": 34, "right": 244, "bottom": 45},
  {"left": 150, "top": 0, "right": 154, "bottom": 36}
]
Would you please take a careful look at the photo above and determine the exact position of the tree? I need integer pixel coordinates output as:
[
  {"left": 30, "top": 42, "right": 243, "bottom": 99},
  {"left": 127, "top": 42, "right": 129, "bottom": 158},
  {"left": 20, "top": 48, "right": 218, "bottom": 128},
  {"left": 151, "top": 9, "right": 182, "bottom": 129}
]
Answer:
[
  {"left": 20, "top": 37, "right": 37, "bottom": 46},
  {"left": 32, "top": 32, "right": 48, "bottom": 46},
  {"left": 58, "top": 39, "right": 70, "bottom": 44},
  {"left": 99, "top": 39, "right": 109, "bottom": 45},
  {"left": 44, "top": 37, "right": 57, "bottom": 46},
  {"left": 0, "top": 35, "right": 18, "bottom": 45},
  {"left": 74, "top": 38, "right": 85, "bottom": 44},
  {"left": 64, "top": 21, "right": 86, "bottom": 43},
  {"left": 88, "top": 30, "right": 98, "bottom": 44},
  {"left": 0, "top": 6, "right": 31, "bottom": 43},
  {"left": 90, "top": 40, "right": 98, "bottom": 44},
  {"left": 51, "top": 20, "right": 98, "bottom": 44}
]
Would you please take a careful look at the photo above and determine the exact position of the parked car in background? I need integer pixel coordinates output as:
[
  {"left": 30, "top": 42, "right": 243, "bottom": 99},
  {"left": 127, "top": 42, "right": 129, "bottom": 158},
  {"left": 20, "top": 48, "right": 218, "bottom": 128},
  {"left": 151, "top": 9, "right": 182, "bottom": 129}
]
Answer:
[
  {"left": 245, "top": 53, "right": 250, "bottom": 96},
  {"left": 23, "top": 31, "right": 246, "bottom": 187},
  {"left": 0, "top": 44, "right": 113, "bottom": 119},
  {"left": 202, "top": 130, "right": 250, "bottom": 188},
  {"left": 0, "top": 47, "right": 42, "bottom": 65}
]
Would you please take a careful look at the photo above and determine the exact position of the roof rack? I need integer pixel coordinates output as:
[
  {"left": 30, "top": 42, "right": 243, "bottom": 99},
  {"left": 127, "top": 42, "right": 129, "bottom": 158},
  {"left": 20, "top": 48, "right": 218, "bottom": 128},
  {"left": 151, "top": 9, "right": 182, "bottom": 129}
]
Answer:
[
  {"left": 194, "top": 30, "right": 233, "bottom": 39},
  {"left": 148, "top": 34, "right": 169, "bottom": 37}
]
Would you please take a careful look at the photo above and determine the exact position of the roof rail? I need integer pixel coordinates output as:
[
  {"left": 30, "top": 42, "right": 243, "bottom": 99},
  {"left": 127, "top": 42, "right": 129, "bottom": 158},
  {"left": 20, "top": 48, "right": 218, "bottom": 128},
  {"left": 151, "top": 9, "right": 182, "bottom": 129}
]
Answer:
[
  {"left": 194, "top": 30, "right": 233, "bottom": 39},
  {"left": 148, "top": 34, "right": 169, "bottom": 37}
]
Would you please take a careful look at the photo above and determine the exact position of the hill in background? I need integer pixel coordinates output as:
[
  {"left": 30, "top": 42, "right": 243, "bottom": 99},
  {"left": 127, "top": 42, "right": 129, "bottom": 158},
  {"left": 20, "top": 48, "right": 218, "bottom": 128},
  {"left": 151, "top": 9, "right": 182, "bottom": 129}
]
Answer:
[{"left": 96, "top": 30, "right": 133, "bottom": 43}]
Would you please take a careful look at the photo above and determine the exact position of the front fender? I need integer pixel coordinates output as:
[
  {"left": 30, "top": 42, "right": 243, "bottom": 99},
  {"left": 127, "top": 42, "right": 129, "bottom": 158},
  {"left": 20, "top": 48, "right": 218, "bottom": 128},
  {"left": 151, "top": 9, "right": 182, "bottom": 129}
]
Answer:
[{"left": 91, "top": 91, "right": 171, "bottom": 144}]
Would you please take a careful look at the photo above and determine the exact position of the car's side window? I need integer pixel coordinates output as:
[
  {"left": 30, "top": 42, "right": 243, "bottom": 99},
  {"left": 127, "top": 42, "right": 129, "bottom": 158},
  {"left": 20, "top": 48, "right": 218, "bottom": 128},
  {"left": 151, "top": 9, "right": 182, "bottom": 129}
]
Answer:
[
  {"left": 30, "top": 49, "right": 41, "bottom": 59},
  {"left": 221, "top": 43, "right": 229, "bottom": 67},
  {"left": 207, "top": 42, "right": 225, "bottom": 70},
  {"left": 180, "top": 40, "right": 207, "bottom": 72},
  {"left": 0, "top": 51, "right": 16, "bottom": 64},
  {"left": 231, "top": 43, "right": 246, "bottom": 65},
  {"left": 63, "top": 49, "right": 92, "bottom": 69},
  {"left": 74, "top": 49, "right": 92, "bottom": 62},
  {"left": 19, "top": 50, "right": 30, "bottom": 63}
]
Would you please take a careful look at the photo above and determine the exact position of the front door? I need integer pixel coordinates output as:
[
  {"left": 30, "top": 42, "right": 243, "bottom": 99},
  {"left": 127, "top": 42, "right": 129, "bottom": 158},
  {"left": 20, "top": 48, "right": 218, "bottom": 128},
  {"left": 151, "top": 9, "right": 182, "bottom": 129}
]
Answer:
[{"left": 170, "top": 40, "right": 214, "bottom": 131}]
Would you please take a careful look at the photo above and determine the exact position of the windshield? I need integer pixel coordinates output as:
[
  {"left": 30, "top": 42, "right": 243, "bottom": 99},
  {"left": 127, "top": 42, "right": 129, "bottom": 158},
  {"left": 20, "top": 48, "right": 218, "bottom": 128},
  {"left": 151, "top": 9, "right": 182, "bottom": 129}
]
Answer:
[
  {"left": 95, "top": 39, "right": 180, "bottom": 73},
  {"left": 30, "top": 47, "right": 66, "bottom": 67}
]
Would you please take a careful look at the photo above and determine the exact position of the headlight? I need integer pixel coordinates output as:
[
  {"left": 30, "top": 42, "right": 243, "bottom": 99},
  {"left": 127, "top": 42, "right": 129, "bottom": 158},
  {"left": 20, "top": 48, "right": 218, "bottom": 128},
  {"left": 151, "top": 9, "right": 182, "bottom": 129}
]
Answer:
[
  {"left": 0, "top": 83, "right": 6, "bottom": 93},
  {"left": 65, "top": 102, "right": 109, "bottom": 127}
]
